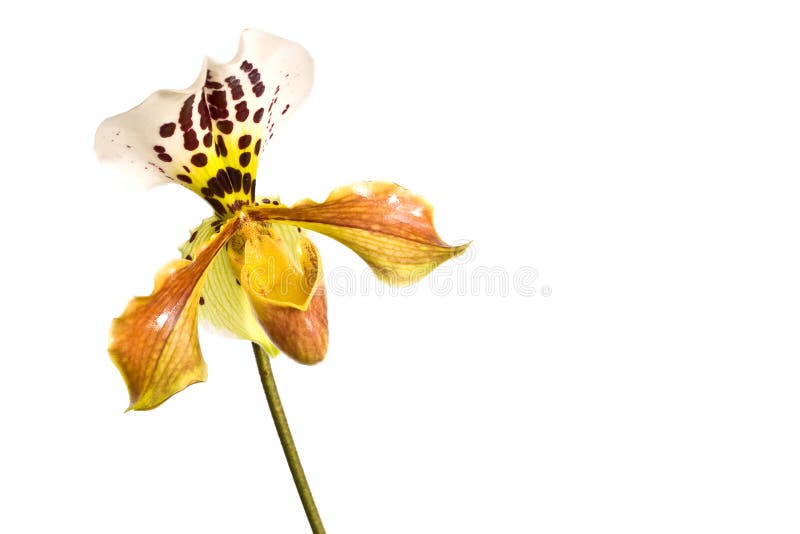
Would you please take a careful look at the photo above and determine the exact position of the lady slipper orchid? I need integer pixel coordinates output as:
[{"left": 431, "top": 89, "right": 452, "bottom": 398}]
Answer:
[{"left": 96, "top": 30, "right": 467, "bottom": 411}]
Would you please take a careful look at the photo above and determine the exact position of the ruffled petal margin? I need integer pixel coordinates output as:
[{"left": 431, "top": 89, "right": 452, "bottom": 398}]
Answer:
[
  {"left": 244, "top": 181, "right": 469, "bottom": 285},
  {"left": 109, "top": 217, "right": 241, "bottom": 410}
]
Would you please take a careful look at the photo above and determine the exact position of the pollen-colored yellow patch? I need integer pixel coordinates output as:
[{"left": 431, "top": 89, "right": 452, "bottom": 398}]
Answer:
[
  {"left": 173, "top": 122, "right": 264, "bottom": 217},
  {"left": 231, "top": 221, "right": 320, "bottom": 311}
]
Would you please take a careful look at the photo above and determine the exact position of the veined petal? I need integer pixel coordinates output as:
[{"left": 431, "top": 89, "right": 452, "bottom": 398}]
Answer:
[
  {"left": 244, "top": 182, "right": 469, "bottom": 285},
  {"left": 231, "top": 222, "right": 328, "bottom": 364},
  {"left": 179, "top": 217, "right": 279, "bottom": 356},
  {"left": 95, "top": 30, "right": 314, "bottom": 217},
  {"left": 109, "top": 217, "right": 241, "bottom": 410}
]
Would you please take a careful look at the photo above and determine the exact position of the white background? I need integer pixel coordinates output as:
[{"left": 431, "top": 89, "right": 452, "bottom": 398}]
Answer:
[{"left": 2, "top": 1, "right": 799, "bottom": 532}]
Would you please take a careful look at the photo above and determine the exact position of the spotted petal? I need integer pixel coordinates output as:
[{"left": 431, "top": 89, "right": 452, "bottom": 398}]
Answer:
[
  {"left": 245, "top": 182, "right": 469, "bottom": 285},
  {"left": 95, "top": 29, "right": 313, "bottom": 217},
  {"left": 109, "top": 217, "right": 241, "bottom": 410}
]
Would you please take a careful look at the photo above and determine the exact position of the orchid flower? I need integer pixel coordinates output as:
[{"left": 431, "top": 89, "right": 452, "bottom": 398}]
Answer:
[{"left": 95, "top": 30, "right": 467, "bottom": 412}]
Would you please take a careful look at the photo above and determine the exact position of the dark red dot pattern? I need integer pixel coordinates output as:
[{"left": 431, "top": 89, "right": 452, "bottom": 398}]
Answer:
[
  {"left": 217, "top": 120, "right": 233, "bottom": 134},
  {"left": 225, "top": 76, "right": 244, "bottom": 100},
  {"left": 235, "top": 101, "right": 249, "bottom": 122},
  {"left": 133, "top": 53, "right": 302, "bottom": 217},
  {"left": 159, "top": 123, "right": 176, "bottom": 137},
  {"left": 191, "top": 153, "right": 208, "bottom": 167},
  {"left": 183, "top": 130, "right": 199, "bottom": 150}
]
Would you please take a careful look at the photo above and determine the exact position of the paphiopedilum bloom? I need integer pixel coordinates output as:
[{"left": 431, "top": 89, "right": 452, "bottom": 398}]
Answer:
[{"left": 96, "top": 30, "right": 467, "bottom": 411}]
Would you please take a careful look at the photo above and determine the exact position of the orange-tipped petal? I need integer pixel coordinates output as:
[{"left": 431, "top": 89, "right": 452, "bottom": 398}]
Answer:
[
  {"left": 245, "top": 181, "right": 469, "bottom": 285},
  {"left": 232, "top": 222, "right": 328, "bottom": 364},
  {"left": 109, "top": 217, "right": 241, "bottom": 410}
]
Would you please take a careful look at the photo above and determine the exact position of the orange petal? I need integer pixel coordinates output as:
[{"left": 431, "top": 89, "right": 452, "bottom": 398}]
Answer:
[
  {"left": 109, "top": 217, "right": 241, "bottom": 410},
  {"left": 244, "top": 182, "right": 469, "bottom": 285},
  {"left": 252, "top": 279, "right": 328, "bottom": 365}
]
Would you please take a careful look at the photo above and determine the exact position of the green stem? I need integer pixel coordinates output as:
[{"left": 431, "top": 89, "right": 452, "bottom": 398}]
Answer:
[{"left": 253, "top": 343, "right": 326, "bottom": 534}]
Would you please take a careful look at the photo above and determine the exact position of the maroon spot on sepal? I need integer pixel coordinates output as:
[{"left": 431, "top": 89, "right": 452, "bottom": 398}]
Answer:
[
  {"left": 250, "top": 179, "right": 257, "bottom": 202},
  {"left": 253, "top": 82, "right": 265, "bottom": 97},
  {"left": 208, "top": 90, "right": 229, "bottom": 120},
  {"left": 159, "top": 123, "right": 176, "bottom": 137},
  {"left": 157, "top": 153, "right": 173, "bottom": 163},
  {"left": 282, "top": 104, "right": 290, "bottom": 115},
  {"left": 242, "top": 172, "right": 252, "bottom": 194},
  {"left": 239, "top": 152, "right": 251, "bottom": 167},
  {"left": 207, "top": 177, "right": 225, "bottom": 198},
  {"left": 176, "top": 174, "right": 192, "bottom": 184},
  {"left": 227, "top": 167, "right": 243, "bottom": 192},
  {"left": 153, "top": 145, "right": 166, "bottom": 153},
  {"left": 198, "top": 95, "right": 211, "bottom": 130},
  {"left": 225, "top": 76, "right": 245, "bottom": 100},
  {"left": 217, "top": 120, "right": 234, "bottom": 134},
  {"left": 238, "top": 135, "right": 252, "bottom": 149},
  {"left": 241, "top": 60, "right": 253, "bottom": 72},
  {"left": 183, "top": 129, "right": 199, "bottom": 150},
  {"left": 179, "top": 95, "right": 195, "bottom": 131},
  {"left": 203, "top": 132, "right": 212, "bottom": 148},
  {"left": 190, "top": 153, "right": 208, "bottom": 167},
  {"left": 254, "top": 139, "right": 262, "bottom": 155},
  {"left": 235, "top": 101, "right": 249, "bottom": 122},
  {"left": 216, "top": 168, "right": 233, "bottom": 194},
  {"left": 216, "top": 135, "right": 228, "bottom": 157}
]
